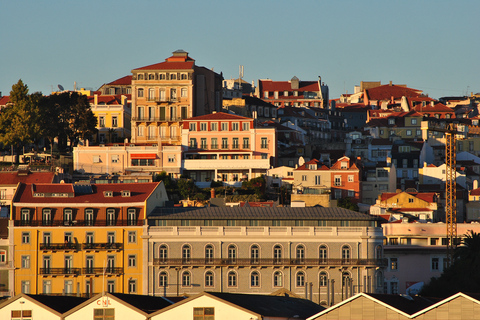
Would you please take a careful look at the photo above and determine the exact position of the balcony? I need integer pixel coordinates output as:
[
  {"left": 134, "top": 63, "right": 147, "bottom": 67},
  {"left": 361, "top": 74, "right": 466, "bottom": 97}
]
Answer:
[
  {"left": 40, "top": 243, "right": 78, "bottom": 251},
  {"left": 153, "top": 258, "right": 387, "bottom": 268},
  {"left": 82, "top": 243, "right": 123, "bottom": 250},
  {"left": 14, "top": 220, "right": 142, "bottom": 227},
  {"left": 82, "top": 267, "right": 123, "bottom": 275},
  {"left": 39, "top": 268, "right": 81, "bottom": 276},
  {"left": 182, "top": 158, "right": 270, "bottom": 170}
]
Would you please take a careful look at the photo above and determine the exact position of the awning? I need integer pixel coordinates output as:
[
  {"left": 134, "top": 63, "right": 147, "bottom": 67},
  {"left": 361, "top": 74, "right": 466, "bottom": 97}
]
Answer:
[{"left": 130, "top": 153, "right": 157, "bottom": 159}]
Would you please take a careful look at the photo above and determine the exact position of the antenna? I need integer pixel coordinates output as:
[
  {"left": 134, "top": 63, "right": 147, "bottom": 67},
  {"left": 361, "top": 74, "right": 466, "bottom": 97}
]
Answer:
[
  {"left": 239, "top": 65, "right": 244, "bottom": 79},
  {"left": 58, "top": 84, "right": 64, "bottom": 91}
]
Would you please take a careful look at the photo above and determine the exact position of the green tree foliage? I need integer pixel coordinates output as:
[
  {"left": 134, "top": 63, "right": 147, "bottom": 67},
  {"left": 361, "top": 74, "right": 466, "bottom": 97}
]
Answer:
[
  {"left": 0, "top": 81, "right": 97, "bottom": 152},
  {"left": 241, "top": 175, "right": 266, "bottom": 198},
  {"left": 337, "top": 198, "right": 359, "bottom": 211},
  {"left": 420, "top": 231, "right": 480, "bottom": 297},
  {"left": 177, "top": 178, "right": 199, "bottom": 200},
  {"left": 0, "top": 80, "right": 43, "bottom": 149}
]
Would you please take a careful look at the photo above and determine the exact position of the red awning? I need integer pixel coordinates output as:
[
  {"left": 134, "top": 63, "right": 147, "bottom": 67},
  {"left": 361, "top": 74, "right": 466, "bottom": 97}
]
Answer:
[{"left": 130, "top": 153, "right": 157, "bottom": 159}]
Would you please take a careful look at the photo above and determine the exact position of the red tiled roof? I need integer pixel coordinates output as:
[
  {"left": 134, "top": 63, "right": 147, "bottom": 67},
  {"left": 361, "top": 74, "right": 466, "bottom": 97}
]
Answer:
[
  {"left": 133, "top": 61, "right": 195, "bottom": 71},
  {"left": 470, "top": 188, "right": 480, "bottom": 196},
  {"left": 427, "top": 164, "right": 437, "bottom": 167},
  {"left": 0, "top": 96, "right": 11, "bottom": 105},
  {"left": 106, "top": 75, "right": 132, "bottom": 86},
  {"left": 365, "top": 84, "right": 423, "bottom": 101},
  {"left": 0, "top": 172, "right": 55, "bottom": 185},
  {"left": 87, "top": 95, "right": 125, "bottom": 105},
  {"left": 259, "top": 79, "right": 320, "bottom": 92},
  {"left": 14, "top": 182, "right": 159, "bottom": 204},
  {"left": 184, "top": 112, "right": 252, "bottom": 121}
]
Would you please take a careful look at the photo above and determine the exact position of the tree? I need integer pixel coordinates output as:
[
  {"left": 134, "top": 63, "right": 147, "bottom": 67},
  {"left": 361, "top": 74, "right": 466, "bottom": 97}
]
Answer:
[
  {"left": 337, "top": 198, "right": 359, "bottom": 211},
  {"left": 0, "top": 80, "right": 43, "bottom": 151},
  {"left": 420, "top": 230, "right": 480, "bottom": 297}
]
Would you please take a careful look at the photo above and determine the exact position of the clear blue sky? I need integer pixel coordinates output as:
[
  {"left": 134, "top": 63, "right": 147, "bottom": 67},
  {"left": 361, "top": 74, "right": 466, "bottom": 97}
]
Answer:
[{"left": 2, "top": 0, "right": 479, "bottom": 100}]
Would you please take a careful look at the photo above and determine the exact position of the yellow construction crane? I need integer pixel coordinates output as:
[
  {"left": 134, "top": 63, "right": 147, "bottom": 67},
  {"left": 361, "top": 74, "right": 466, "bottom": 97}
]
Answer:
[{"left": 423, "top": 120, "right": 480, "bottom": 266}]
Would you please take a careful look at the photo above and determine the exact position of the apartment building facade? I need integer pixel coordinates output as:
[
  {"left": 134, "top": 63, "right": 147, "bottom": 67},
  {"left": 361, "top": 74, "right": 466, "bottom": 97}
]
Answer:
[
  {"left": 11, "top": 182, "right": 167, "bottom": 296},
  {"left": 130, "top": 50, "right": 223, "bottom": 145},
  {"left": 181, "top": 112, "right": 276, "bottom": 187},
  {"left": 145, "top": 206, "right": 386, "bottom": 306}
]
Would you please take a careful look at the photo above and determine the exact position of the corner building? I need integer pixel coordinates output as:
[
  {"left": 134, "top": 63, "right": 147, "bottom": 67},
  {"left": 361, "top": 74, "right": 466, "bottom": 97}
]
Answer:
[
  {"left": 145, "top": 206, "right": 386, "bottom": 306},
  {"left": 11, "top": 182, "right": 167, "bottom": 296}
]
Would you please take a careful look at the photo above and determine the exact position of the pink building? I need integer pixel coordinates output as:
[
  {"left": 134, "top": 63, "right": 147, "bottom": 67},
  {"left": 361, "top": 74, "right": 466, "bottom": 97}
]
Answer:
[{"left": 181, "top": 112, "right": 276, "bottom": 187}]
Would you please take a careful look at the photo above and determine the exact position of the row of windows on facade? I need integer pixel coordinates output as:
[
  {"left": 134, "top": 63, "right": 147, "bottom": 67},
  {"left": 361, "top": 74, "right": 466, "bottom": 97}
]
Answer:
[
  {"left": 250, "top": 105, "right": 277, "bottom": 117},
  {"left": 136, "top": 72, "right": 189, "bottom": 81},
  {"left": 381, "top": 129, "right": 422, "bottom": 137},
  {"left": 388, "top": 257, "right": 445, "bottom": 272},
  {"left": 188, "top": 137, "right": 268, "bottom": 150},
  {"left": 189, "top": 121, "right": 250, "bottom": 132},
  {"left": 184, "top": 154, "right": 262, "bottom": 161},
  {"left": 19, "top": 208, "right": 137, "bottom": 225},
  {"left": 157, "top": 244, "right": 382, "bottom": 261},
  {"left": 157, "top": 269, "right": 360, "bottom": 289},
  {"left": 21, "top": 230, "right": 137, "bottom": 245},
  {"left": 19, "top": 278, "right": 137, "bottom": 295},
  {"left": 137, "top": 87, "right": 187, "bottom": 100},
  {"left": 300, "top": 175, "right": 356, "bottom": 185},
  {"left": 387, "top": 237, "right": 450, "bottom": 246},
  {"left": 263, "top": 90, "right": 320, "bottom": 99},
  {"left": 98, "top": 116, "right": 118, "bottom": 128},
  {"left": 135, "top": 105, "right": 188, "bottom": 121}
]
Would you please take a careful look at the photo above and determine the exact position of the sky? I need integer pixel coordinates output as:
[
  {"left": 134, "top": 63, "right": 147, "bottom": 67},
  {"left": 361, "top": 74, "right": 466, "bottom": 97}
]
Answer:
[{"left": 2, "top": 0, "right": 479, "bottom": 100}]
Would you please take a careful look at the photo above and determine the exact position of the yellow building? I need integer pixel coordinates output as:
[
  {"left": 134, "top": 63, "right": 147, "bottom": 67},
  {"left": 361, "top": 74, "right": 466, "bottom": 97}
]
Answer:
[
  {"left": 11, "top": 181, "right": 167, "bottom": 296},
  {"left": 87, "top": 94, "right": 132, "bottom": 144}
]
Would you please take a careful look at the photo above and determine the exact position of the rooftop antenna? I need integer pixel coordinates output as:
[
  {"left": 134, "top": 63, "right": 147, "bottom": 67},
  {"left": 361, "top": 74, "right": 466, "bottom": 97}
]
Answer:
[
  {"left": 239, "top": 65, "right": 244, "bottom": 90},
  {"left": 58, "top": 84, "right": 64, "bottom": 92},
  {"left": 74, "top": 81, "right": 77, "bottom": 91}
]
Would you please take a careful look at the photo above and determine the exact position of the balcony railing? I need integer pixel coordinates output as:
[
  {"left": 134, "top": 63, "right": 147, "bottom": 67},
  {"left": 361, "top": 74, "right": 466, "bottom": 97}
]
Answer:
[
  {"left": 153, "top": 258, "right": 387, "bottom": 267},
  {"left": 40, "top": 243, "right": 78, "bottom": 251},
  {"left": 39, "top": 268, "right": 81, "bottom": 275},
  {"left": 82, "top": 267, "right": 123, "bottom": 275},
  {"left": 39, "top": 267, "right": 122, "bottom": 275},
  {"left": 82, "top": 243, "right": 123, "bottom": 250},
  {"left": 14, "top": 220, "right": 142, "bottom": 227}
]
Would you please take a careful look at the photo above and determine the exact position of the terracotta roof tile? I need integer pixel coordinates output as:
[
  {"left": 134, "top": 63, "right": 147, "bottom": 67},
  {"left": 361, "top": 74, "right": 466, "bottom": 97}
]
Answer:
[
  {"left": 184, "top": 112, "right": 251, "bottom": 121},
  {"left": 106, "top": 75, "right": 132, "bottom": 86},
  {"left": 0, "top": 172, "right": 55, "bottom": 185},
  {"left": 365, "top": 84, "right": 423, "bottom": 101}
]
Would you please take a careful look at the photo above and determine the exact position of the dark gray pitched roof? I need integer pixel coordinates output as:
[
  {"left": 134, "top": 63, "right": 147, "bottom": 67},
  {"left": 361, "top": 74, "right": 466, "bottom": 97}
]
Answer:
[
  {"left": 365, "top": 293, "right": 438, "bottom": 315},
  {"left": 206, "top": 292, "right": 325, "bottom": 319},
  {"left": 109, "top": 293, "right": 173, "bottom": 313},
  {"left": 25, "top": 294, "right": 89, "bottom": 313},
  {"left": 149, "top": 206, "right": 377, "bottom": 221}
]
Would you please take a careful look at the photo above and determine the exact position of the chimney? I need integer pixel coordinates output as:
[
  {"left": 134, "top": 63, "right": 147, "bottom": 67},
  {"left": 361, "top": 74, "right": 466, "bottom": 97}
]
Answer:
[
  {"left": 389, "top": 81, "right": 393, "bottom": 86},
  {"left": 474, "top": 180, "right": 478, "bottom": 190},
  {"left": 431, "top": 101, "right": 434, "bottom": 107},
  {"left": 94, "top": 94, "right": 98, "bottom": 106},
  {"left": 210, "top": 188, "right": 215, "bottom": 198},
  {"left": 121, "top": 95, "right": 127, "bottom": 105}
]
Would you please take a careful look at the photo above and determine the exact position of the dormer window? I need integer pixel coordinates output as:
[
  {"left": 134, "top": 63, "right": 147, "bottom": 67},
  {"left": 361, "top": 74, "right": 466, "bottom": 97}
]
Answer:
[
  {"left": 104, "top": 191, "right": 113, "bottom": 197},
  {"left": 309, "top": 164, "right": 317, "bottom": 170},
  {"left": 341, "top": 162, "right": 348, "bottom": 169},
  {"left": 284, "top": 91, "right": 288, "bottom": 97},
  {"left": 122, "top": 190, "right": 131, "bottom": 197},
  {"left": 388, "top": 118, "right": 395, "bottom": 125}
]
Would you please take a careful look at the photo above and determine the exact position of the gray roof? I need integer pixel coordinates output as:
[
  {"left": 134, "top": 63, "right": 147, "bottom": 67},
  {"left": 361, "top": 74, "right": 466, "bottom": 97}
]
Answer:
[{"left": 149, "top": 206, "right": 378, "bottom": 221}]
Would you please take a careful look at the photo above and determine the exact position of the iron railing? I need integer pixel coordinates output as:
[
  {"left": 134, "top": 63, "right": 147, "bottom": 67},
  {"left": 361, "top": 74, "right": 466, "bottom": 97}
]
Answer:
[{"left": 153, "top": 258, "right": 387, "bottom": 267}]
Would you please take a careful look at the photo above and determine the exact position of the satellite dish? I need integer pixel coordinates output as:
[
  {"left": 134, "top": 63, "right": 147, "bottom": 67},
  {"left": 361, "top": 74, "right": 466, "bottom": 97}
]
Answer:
[{"left": 58, "top": 84, "right": 64, "bottom": 91}]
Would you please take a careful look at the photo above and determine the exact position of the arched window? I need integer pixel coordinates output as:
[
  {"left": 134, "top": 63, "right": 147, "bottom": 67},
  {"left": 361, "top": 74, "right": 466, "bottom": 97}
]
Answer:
[
  {"left": 342, "top": 245, "right": 351, "bottom": 264},
  {"left": 85, "top": 208, "right": 94, "bottom": 226},
  {"left": 205, "top": 271, "right": 214, "bottom": 287},
  {"left": 42, "top": 209, "right": 51, "bottom": 226},
  {"left": 342, "top": 271, "right": 351, "bottom": 287},
  {"left": 148, "top": 74, "right": 155, "bottom": 80},
  {"left": 127, "top": 208, "right": 137, "bottom": 226},
  {"left": 137, "top": 74, "right": 144, "bottom": 80},
  {"left": 273, "top": 271, "right": 283, "bottom": 287},
  {"left": 296, "top": 271, "right": 305, "bottom": 287},
  {"left": 251, "top": 245, "right": 259, "bottom": 264},
  {"left": 319, "top": 271, "right": 328, "bottom": 287},
  {"left": 159, "top": 245, "right": 168, "bottom": 263},
  {"left": 251, "top": 271, "right": 260, "bottom": 287},
  {"left": 181, "top": 73, "right": 188, "bottom": 80},
  {"left": 170, "top": 73, "right": 177, "bottom": 80},
  {"left": 182, "top": 271, "right": 191, "bottom": 286},
  {"left": 273, "top": 245, "right": 282, "bottom": 264},
  {"left": 228, "top": 245, "right": 237, "bottom": 264},
  {"left": 63, "top": 209, "right": 73, "bottom": 225},
  {"left": 159, "top": 271, "right": 168, "bottom": 287},
  {"left": 159, "top": 73, "right": 166, "bottom": 80},
  {"left": 227, "top": 271, "right": 237, "bottom": 287},
  {"left": 137, "top": 88, "right": 144, "bottom": 97},
  {"left": 319, "top": 245, "right": 328, "bottom": 264},
  {"left": 296, "top": 245, "right": 305, "bottom": 263},
  {"left": 182, "top": 245, "right": 191, "bottom": 264},
  {"left": 376, "top": 245, "right": 383, "bottom": 260},
  {"left": 106, "top": 208, "right": 116, "bottom": 226},
  {"left": 205, "top": 245, "right": 214, "bottom": 264}
]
